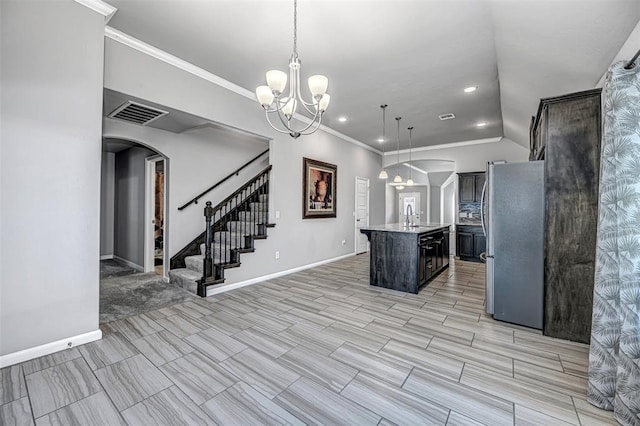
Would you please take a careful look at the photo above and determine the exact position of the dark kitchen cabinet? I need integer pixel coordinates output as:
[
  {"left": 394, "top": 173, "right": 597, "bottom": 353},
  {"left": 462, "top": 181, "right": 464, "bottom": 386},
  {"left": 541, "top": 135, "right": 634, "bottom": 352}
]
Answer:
[
  {"left": 531, "top": 89, "right": 601, "bottom": 344},
  {"left": 458, "top": 172, "right": 485, "bottom": 203},
  {"left": 456, "top": 225, "right": 484, "bottom": 262},
  {"left": 418, "top": 230, "right": 449, "bottom": 288}
]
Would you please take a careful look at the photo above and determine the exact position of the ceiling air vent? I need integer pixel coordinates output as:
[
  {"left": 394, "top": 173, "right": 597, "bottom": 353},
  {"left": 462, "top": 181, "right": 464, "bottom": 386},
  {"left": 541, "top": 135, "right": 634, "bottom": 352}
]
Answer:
[
  {"left": 438, "top": 113, "right": 456, "bottom": 121},
  {"left": 108, "top": 101, "right": 168, "bottom": 125}
]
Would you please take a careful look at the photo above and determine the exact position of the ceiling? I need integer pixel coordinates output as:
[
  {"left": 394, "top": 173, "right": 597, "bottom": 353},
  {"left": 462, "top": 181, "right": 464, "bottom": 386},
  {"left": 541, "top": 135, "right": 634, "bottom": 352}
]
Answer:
[{"left": 104, "top": 0, "right": 639, "bottom": 150}]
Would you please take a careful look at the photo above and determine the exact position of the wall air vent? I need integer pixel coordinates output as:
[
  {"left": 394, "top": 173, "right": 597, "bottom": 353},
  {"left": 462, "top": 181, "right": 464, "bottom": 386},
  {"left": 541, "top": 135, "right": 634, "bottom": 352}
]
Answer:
[
  {"left": 108, "top": 101, "right": 168, "bottom": 125},
  {"left": 438, "top": 113, "right": 456, "bottom": 121}
]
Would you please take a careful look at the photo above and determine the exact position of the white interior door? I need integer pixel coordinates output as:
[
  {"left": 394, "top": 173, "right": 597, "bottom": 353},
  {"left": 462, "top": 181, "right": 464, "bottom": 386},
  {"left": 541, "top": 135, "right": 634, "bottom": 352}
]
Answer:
[
  {"left": 355, "top": 177, "right": 369, "bottom": 254},
  {"left": 399, "top": 192, "right": 420, "bottom": 224}
]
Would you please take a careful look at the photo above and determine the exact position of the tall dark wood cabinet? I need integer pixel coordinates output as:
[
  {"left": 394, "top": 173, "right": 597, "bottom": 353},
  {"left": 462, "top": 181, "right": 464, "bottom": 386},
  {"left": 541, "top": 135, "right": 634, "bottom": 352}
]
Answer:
[{"left": 531, "top": 89, "right": 601, "bottom": 344}]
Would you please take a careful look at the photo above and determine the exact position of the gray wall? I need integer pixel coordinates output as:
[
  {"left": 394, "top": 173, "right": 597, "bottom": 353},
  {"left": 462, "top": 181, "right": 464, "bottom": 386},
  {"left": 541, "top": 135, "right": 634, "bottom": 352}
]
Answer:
[
  {"left": 101, "top": 152, "right": 116, "bottom": 257},
  {"left": 103, "top": 37, "right": 385, "bottom": 286},
  {"left": 1, "top": 1, "right": 104, "bottom": 356},
  {"left": 430, "top": 186, "right": 441, "bottom": 223},
  {"left": 394, "top": 186, "right": 429, "bottom": 223},
  {"left": 114, "top": 146, "right": 156, "bottom": 267}
]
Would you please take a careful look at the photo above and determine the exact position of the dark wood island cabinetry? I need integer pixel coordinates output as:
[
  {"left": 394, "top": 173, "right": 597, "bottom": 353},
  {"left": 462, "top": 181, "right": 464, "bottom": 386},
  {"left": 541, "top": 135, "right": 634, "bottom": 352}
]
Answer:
[{"left": 360, "top": 224, "right": 450, "bottom": 294}]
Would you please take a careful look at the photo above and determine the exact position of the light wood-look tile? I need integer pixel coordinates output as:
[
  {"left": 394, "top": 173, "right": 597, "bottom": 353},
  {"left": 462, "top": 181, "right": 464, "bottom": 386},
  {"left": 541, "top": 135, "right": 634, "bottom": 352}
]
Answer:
[
  {"left": 201, "top": 309, "right": 254, "bottom": 335},
  {"left": 241, "top": 309, "right": 295, "bottom": 333},
  {"left": 442, "top": 316, "right": 514, "bottom": 343},
  {"left": 172, "top": 301, "right": 217, "bottom": 319},
  {"left": 220, "top": 349, "right": 299, "bottom": 399},
  {"left": 277, "top": 345, "right": 358, "bottom": 393},
  {"left": 427, "top": 336, "right": 514, "bottom": 376},
  {"left": 21, "top": 348, "right": 81, "bottom": 375},
  {"left": 1, "top": 397, "right": 33, "bottom": 426},
  {"left": 35, "top": 392, "right": 125, "bottom": 426},
  {"left": 572, "top": 397, "right": 616, "bottom": 425},
  {"left": 446, "top": 411, "right": 486, "bottom": 426},
  {"left": 26, "top": 358, "right": 102, "bottom": 418},
  {"left": 232, "top": 326, "right": 296, "bottom": 358},
  {"left": 318, "top": 322, "right": 390, "bottom": 352},
  {"left": 184, "top": 327, "right": 247, "bottom": 362},
  {"left": 403, "top": 367, "right": 513, "bottom": 425},
  {"left": 111, "top": 314, "right": 164, "bottom": 340},
  {"left": 317, "top": 304, "right": 375, "bottom": 328},
  {"left": 513, "top": 359, "right": 589, "bottom": 397},
  {"left": 278, "top": 323, "right": 344, "bottom": 356},
  {"left": 155, "top": 313, "right": 210, "bottom": 338},
  {"left": 78, "top": 332, "right": 139, "bottom": 370},
  {"left": 471, "top": 335, "right": 564, "bottom": 372},
  {"left": 202, "top": 381, "right": 304, "bottom": 426},
  {"left": 121, "top": 386, "right": 214, "bottom": 426},
  {"left": 514, "top": 404, "right": 575, "bottom": 426},
  {"left": 406, "top": 317, "right": 475, "bottom": 345},
  {"left": 0, "top": 365, "right": 27, "bottom": 405},
  {"left": 276, "top": 376, "right": 381, "bottom": 425},
  {"left": 340, "top": 373, "right": 450, "bottom": 425},
  {"left": 364, "top": 320, "right": 432, "bottom": 348},
  {"left": 94, "top": 354, "right": 171, "bottom": 411},
  {"left": 130, "top": 330, "right": 194, "bottom": 366},
  {"left": 159, "top": 351, "right": 237, "bottom": 405},
  {"left": 460, "top": 363, "right": 580, "bottom": 424},
  {"left": 330, "top": 343, "right": 412, "bottom": 387},
  {"left": 380, "top": 339, "right": 464, "bottom": 381}
]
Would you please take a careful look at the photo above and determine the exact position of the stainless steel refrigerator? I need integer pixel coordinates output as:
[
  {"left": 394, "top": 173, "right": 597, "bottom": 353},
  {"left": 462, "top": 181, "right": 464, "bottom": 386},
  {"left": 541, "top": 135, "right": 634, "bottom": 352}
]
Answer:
[{"left": 482, "top": 161, "right": 544, "bottom": 329}]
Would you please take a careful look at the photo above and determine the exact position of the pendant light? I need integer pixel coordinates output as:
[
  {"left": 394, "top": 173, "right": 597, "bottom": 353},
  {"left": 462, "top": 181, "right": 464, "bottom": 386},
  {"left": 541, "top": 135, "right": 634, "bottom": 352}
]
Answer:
[
  {"left": 393, "top": 117, "right": 404, "bottom": 185},
  {"left": 378, "top": 104, "right": 389, "bottom": 179},
  {"left": 406, "top": 126, "right": 414, "bottom": 186}
]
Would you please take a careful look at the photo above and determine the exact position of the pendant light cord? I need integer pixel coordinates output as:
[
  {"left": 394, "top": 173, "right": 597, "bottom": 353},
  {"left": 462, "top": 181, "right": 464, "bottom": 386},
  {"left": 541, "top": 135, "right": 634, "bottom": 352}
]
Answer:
[
  {"left": 293, "top": 0, "right": 298, "bottom": 57},
  {"left": 396, "top": 117, "right": 402, "bottom": 177},
  {"left": 408, "top": 126, "right": 413, "bottom": 181}
]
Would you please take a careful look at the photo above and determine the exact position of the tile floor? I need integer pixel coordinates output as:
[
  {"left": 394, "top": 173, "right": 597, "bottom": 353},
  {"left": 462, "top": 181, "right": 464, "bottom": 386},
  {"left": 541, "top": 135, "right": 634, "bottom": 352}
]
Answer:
[{"left": 0, "top": 255, "right": 615, "bottom": 425}]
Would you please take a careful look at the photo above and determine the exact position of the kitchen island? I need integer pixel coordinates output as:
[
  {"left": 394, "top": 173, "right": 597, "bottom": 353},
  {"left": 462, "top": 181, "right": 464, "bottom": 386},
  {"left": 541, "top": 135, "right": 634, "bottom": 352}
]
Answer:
[{"left": 360, "top": 223, "right": 450, "bottom": 294}]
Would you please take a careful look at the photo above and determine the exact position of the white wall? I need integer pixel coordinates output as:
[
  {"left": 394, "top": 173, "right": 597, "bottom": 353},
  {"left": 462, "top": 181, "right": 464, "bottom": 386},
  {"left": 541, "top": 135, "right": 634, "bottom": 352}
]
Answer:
[
  {"left": 100, "top": 152, "right": 116, "bottom": 257},
  {"left": 1, "top": 1, "right": 104, "bottom": 358},
  {"left": 103, "top": 35, "right": 385, "bottom": 287},
  {"left": 113, "top": 146, "right": 156, "bottom": 267},
  {"left": 383, "top": 138, "right": 529, "bottom": 172}
]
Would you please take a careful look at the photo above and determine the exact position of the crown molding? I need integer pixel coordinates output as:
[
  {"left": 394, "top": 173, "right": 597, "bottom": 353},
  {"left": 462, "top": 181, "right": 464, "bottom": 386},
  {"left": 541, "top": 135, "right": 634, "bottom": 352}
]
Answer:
[
  {"left": 73, "top": 0, "right": 117, "bottom": 23},
  {"left": 104, "top": 27, "right": 381, "bottom": 155},
  {"left": 384, "top": 136, "right": 503, "bottom": 156}
]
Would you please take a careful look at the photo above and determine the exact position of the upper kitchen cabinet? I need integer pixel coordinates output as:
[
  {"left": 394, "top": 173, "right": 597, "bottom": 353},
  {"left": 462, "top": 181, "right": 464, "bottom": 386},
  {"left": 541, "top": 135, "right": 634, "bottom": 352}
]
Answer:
[
  {"left": 535, "top": 88, "right": 602, "bottom": 344},
  {"left": 458, "top": 172, "right": 485, "bottom": 203}
]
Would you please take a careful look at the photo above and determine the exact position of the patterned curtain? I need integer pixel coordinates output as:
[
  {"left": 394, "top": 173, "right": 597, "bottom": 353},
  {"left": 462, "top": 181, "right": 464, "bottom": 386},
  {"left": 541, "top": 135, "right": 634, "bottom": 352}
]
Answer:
[{"left": 587, "top": 60, "right": 640, "bottom": 426}]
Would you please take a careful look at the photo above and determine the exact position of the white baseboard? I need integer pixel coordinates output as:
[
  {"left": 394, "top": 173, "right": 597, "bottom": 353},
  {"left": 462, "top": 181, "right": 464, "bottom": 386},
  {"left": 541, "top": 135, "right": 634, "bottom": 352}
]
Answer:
[
  {"left": 0, "top": 329, "right": 102, "bottom": 368},
  {"left": 100, "top": 254, "right": 114, "bottom": 260},
  {"left": 207, "top": 253, "right": 356, "bottom": 296},
  {"left": 113, "top": 255, "right": 143, "bottom": 272}
]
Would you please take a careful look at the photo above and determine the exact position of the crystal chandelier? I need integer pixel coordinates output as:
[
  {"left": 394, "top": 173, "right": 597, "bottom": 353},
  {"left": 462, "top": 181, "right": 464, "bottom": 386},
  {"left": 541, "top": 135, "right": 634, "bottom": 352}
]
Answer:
[
  {"left": 378, "top": 104, "right": 389, "bottom": 179},
  {"left": 255, "top": 0, "right": 330, "bottom": 139}
]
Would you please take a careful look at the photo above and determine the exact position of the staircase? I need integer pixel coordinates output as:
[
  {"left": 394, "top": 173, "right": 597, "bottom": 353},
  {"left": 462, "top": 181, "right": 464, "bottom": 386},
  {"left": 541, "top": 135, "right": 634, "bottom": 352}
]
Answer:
[{"left": 169, "top": 165, "right": 274, "bottom": 296}]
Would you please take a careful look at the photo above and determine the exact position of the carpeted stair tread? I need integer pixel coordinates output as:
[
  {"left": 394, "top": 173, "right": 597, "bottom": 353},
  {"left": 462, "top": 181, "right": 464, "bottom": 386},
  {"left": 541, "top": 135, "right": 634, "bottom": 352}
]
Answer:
[{"left": 168, "top": 268, "right": 200, "bottom": 294}]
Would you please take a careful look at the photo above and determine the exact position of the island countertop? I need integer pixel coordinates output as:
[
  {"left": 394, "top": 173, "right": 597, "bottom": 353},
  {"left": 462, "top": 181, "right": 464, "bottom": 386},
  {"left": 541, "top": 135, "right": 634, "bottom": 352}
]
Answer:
[{"left": 360, "top": 223, "right": 450, "bottom": 234}]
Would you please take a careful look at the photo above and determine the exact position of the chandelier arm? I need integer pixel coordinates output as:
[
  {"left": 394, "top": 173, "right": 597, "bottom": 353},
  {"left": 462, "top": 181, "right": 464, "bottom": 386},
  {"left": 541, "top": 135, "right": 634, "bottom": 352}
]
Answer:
[
  {"left": 264, "top": 110, "right": 296, "bottom": 135},
  {"left": 300, "top": 115, "right": 324, "bottom": 136},
  {"left": 296, "top": 111, "right": 324, "bottom": 135}
]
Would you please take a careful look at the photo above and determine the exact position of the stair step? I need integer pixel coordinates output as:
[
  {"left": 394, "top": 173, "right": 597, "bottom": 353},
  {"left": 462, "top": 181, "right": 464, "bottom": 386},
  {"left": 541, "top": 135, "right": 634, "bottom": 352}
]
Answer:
[
  {"left": 249, "top": 202, "right": 268, "bottom": 212},
  {"left": 168, "top": 268, "right": 200, "bottom": 294},
  {"left": 213, "top": 231, "right": 245, "bottom": 246},
  {"left": 226, "top": 220, "right": 260, "bottom": 233},
  {"left": 238, "top": 212, "right": 268, "bottom": 222}
]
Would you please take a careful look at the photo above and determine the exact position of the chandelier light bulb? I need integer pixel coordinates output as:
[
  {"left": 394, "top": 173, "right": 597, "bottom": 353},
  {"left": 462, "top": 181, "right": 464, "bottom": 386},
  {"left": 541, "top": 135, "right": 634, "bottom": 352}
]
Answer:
[
  {"left": 282, "top": 97, "right": 297, "bottom": 118},
  {"left": 308, "top": 75, "right": 329, "bottom": 97},
  {"left": 266, "top": 70, "right": 287, "bottom": 95},
  {"left": 256, "top": 86, "right": 275, "bottom": 108},
  {"left": 318, "top": 94, "right": 330, "bottom": 112}
]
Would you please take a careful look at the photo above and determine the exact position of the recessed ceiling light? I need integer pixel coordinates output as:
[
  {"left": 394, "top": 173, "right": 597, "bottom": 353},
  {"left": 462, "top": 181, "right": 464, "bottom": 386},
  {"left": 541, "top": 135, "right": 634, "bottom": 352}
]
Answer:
[
  {"left": 377, "top": 138, "right": 384, "bottom": 143},
  {"left": 477, "top": 122, "right": 488, "bottom": 127},
  {"left": 338, "top": 116, "right": 347, "bottom": 122},
  {"left": 464, "top": 86, "right": 478, "bottom": 93}
]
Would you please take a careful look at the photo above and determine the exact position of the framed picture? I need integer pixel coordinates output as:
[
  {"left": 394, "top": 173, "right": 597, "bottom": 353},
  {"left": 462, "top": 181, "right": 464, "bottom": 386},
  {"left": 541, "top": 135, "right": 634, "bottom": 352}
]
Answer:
[{"left": 303, "top": 157, "right": 337, "bottom": 219}]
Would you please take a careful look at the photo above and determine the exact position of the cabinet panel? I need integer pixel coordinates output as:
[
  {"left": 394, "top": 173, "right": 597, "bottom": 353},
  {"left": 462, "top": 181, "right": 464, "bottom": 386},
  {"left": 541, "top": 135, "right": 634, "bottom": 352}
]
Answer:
[
  {"left": 473, "top": 234, "right": 486, "bottom": 259},
  {"left": 457, "top": 232, "right": 474, "bottom": 258},
  {"left": 474, "top": 174, "right": 486, "bottom": 203},
  {"left": 459, "top": 175, "right": 475, "bottom": 202}
]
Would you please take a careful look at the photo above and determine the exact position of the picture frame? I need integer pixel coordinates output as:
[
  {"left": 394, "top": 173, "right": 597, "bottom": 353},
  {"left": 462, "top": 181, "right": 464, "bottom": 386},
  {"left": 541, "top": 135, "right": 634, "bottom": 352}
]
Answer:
[{"left": 303, "top": 157, "right": 337, "bottom": 219}]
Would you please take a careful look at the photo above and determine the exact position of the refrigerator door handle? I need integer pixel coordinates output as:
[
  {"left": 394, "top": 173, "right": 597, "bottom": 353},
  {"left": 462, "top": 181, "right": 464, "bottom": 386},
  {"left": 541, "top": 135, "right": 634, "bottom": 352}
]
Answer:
[{"left": 480, "top": 179, "right": 488, "bottom": 237}]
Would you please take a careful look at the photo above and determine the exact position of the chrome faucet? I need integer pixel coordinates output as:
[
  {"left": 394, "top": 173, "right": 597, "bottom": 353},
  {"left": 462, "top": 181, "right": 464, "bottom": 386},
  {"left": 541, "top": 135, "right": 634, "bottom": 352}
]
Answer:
[{"left": 406, "top": 203, "right": 414, "bottom": 226}]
